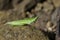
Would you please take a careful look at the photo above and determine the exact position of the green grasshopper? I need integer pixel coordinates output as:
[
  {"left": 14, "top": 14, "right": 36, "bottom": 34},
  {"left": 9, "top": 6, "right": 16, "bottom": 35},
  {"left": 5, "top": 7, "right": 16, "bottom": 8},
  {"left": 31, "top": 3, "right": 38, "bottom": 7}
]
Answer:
[{"left": 6, "top": 17, "right": 37, "bottom": 26}]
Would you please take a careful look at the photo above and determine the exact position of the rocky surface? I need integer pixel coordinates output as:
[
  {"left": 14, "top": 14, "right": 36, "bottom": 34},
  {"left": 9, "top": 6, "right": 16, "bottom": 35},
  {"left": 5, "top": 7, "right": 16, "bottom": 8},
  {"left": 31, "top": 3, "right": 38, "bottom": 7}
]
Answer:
[{"left": 0, "top": 0, "right": 60, "bottom": 40}]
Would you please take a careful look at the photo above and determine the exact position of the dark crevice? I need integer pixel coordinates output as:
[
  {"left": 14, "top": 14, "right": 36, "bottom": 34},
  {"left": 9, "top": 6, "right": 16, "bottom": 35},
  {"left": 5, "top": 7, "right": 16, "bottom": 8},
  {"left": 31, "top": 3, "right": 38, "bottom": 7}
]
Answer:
[
  {"left": 46, "top": 32, "right": 55, "bottom": 40},
  {"left": 50, "top": 0, "right": 55, "bottom": 8},
  {"left": 35, "top": 0, "right": 47, "bottom": 3},
  {"left": 56, "top": 19, "right": 60, "bottom": 40},
  {"left": 25, "top": 1, "right": 37, "bottom": 12},
  {"left": 25, "top": 0, "right": 47, "bottom": 12},
  {"left": 1, "top": 0, "right": 13, "bottom": 10},
  {"left": 41, "top": 6, "right": 44, "bottom": 10},
  {"left": 34, "top": 27, "right": 56, "bottom": 40},
  {"left": 47, "top": 0, "right": 56, "bottom": 16},
  {"left": 17, "top": 0, "right": 23, "bottom": 4},
  {"left": 58, "top": 20, "right": 60, "bottom": 37},
  {"left": 25, "top": 14, "right": 29, "bottom": 18},
  {"left": 50, "top": 7, "right": 56, "bottom": 16},
  {"left": 41, "top": 30, "right": 56, "bottom": 40}
]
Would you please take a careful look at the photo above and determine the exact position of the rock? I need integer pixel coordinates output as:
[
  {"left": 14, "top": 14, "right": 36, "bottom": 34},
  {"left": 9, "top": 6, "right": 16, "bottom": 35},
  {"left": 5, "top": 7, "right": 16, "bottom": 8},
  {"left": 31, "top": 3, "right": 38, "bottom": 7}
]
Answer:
[
  {"left": 52, "top": 0, "right": 60, "bottom": 7},
  {"left": 0, "top": 25, "right": 49, "bottom": 40}
]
